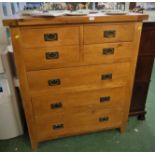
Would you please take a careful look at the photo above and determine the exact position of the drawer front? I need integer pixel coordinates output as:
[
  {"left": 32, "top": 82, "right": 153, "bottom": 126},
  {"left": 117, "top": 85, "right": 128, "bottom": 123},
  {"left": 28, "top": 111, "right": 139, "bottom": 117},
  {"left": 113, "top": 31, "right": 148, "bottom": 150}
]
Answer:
[
  {"left": 35, "top": 107, "right": 123, "bottom": 141},
  {"left": 27, "top": 63, "right": 130, "bottom": 92},
  {"left": 23, "top": 46, "right": 80, "bottom": 71},
  {"left": 32, "top": 87, "right": 126, "bottom": 117},
  {"left": 84, "top": 42, "right": 133, "bottom": 64},
  {"left": 20, "top": 26, "right": 80, "bottom": 48},
  {"left": 84, "top": 23, "right": 135, "bottom": 44}
]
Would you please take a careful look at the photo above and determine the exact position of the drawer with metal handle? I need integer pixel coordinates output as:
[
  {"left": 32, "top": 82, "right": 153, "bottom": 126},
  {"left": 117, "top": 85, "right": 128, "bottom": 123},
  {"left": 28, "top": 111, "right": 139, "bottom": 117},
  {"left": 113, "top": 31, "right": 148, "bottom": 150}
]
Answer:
[
  {"left": 27, "top": 62, "right": 130, "bottom": 92},
  {"left": 84, "top": 23, "right": 135, "bottom": 44},
  {"left": 84, "top": 42, "right": 133, "bottom": 65},
  {"left": 35, "top": 107, "right": 123, "bottom": 141},
  {"left": 32, "top": 87, "right": 126, "bottom": 117},
  {"left": 44, "top": 33, "right": 58, "bottom": 41},
  {"left": 23, "top": 46, "right": 80, "bottom": 71},
  {"left": 20, "top": 26, "right": 80, "bottom": 48}
]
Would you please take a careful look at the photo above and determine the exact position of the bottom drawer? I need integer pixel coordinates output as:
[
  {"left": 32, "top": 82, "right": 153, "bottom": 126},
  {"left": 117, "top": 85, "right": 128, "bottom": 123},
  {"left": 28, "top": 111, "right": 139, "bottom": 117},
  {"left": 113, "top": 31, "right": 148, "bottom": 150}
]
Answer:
[{"left": 35, "top": 107, "right": 123, "bottom": 141}]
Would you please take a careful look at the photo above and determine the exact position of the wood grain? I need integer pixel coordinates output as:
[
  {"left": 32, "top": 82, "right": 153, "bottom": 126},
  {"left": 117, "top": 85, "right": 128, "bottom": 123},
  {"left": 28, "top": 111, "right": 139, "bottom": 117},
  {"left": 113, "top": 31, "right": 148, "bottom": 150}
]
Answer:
[
  {"left": 2, "top": 13, "right": 148, "bottom": 26},
  {"left": 35, "top": 107, "right": 123, "bottom": 141},
  {"left": 20, "top": 26, "right": 80, "bottom": 48},
  {"left": 3, "top": 14, "right": 147, "bottom": 149},
  {"left": 32, "top": 86, "right": 126, "bottom": 117},
  {"left": 84, "top": 23, "right": 135, "bottom": 44},
  {"left": 23, "top": 46, "right": 80, "bottom": 71},
  {"left": 27, "top": 62, "right": 130, "bottom": 92},
  {"left": 83, "top": 42, "right": 134, "bottom": 64}
]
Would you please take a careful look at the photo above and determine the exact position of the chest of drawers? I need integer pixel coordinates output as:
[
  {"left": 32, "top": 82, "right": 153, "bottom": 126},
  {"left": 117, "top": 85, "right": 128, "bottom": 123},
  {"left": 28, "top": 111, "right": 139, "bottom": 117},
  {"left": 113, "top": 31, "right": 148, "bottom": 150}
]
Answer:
[{"left": 3, "top": 13, "right": 148, "bottom": 149}]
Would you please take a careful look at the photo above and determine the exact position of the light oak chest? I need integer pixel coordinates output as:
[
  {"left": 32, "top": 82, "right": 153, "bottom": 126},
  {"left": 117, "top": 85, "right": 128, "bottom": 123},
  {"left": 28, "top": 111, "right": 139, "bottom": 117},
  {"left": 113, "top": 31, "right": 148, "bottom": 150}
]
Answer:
[{"left": 3, "top": 13, "right": 148, "bottom": 149}]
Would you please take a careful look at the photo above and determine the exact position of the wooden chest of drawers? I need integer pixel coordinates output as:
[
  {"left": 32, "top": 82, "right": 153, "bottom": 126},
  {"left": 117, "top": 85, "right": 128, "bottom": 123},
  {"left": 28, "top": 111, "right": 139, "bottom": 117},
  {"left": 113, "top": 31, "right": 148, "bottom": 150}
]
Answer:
[{"left": 3, "top": 13, "right": 148, "bottom": 149}]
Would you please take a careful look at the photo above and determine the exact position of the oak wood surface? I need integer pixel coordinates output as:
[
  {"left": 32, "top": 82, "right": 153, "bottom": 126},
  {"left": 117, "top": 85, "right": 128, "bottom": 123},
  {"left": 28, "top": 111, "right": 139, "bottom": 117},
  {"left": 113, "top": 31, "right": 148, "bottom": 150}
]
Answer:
[
  {"left": 32, "top": 86, "right": 126, "bottom": 117},
  {"left": 3, "top": 13, "right": 148, "bottom": 26},
  {"left": 23, "top": 46, "right": 80, "bottom": 71},
  {"left": 35, "top": 107, "right": 123, "bottom": 141},
  {"left": 83, "top": 42, "right": 134, "bottom": 64},
  {"left": 4, "top": 14, "right": 147, "bottom": 149},
  {"left": 27, "top": 62, "right": 130, "bottom": 92},
  {"left": 84, "top": 23, "right": 135, "bottom": 44},
  {"left": 20, "top": 26, "right": 80, "bottom": 48}
]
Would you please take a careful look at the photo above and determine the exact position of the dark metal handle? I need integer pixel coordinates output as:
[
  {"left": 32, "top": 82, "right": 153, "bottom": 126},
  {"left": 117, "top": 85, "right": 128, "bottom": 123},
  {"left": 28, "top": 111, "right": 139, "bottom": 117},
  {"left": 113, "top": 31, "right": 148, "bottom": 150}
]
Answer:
[
  {"left": 100, "top": 96, "right": 110, "bottom": 103},
  {"left": 99, "top": 117, "right": 109, "bottom": 122},
  {"left": 46, "top": 51, "right": 59, "bottom": 59},
  {"left": 101, "top": 73, "right": 112, "bottom": 80},
  {"left": 48, "top": 79, "right": 61, "bottom": 86},
  {"left": 103, "top": 48, "right": 114, "bottom": 55},
  {"left": 51, "top": 102, "right": 62, "bottom": 109},
  {"left": 104, "top": 30, "right": 116, "bottom": 38},
  {"left": 53, "top": 123, "right": 64, "bottom": 130},
  {"left": 44, "top": 33, "right": 58, "bottom": 41},
  {"left": 0, "top": 87, "right": 3, "bottom": 92}
]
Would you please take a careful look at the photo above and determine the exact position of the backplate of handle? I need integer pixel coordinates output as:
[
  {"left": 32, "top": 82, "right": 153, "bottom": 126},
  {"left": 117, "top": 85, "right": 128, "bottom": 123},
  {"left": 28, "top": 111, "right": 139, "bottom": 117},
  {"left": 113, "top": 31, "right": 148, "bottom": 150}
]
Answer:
[
  {"left": 100, "top": 96, "right": 110, "bottom": 103},
  {"left": 44, "top": 33, "right": 58, "bottom": 41},
  {"left": 101, "top": 73, "right": 112, "bottom": 80},
  {"left": 99, "top": 117, "right": 109, "bottom": 122},
  {"left": 48, "top": 79, "right": 61, "bottom": 86},
  {"left": 104, "top": 30, "right": 116, "bottom": 38},
  {"left": 46, "top": 51, "right": 59, "bottom": 59},
  {"left": 103, "top": 48, "right": 114, "bottom": 55},
  {"left": 51, "top": 102, "right": 62, "bottom": 109},
  {"left": 53, "top": 123, "right": 64, "bottom": 130},
  {"left": 0, "top": 87, "right": 3, "bottom": 92}
]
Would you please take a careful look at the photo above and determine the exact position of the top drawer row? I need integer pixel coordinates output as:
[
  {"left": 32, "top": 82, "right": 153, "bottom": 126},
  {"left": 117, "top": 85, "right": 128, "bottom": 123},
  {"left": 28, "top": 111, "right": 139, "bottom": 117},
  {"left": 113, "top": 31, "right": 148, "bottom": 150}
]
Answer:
[{"left": 20, "top": 23, "right": 135, "bottom": 48}]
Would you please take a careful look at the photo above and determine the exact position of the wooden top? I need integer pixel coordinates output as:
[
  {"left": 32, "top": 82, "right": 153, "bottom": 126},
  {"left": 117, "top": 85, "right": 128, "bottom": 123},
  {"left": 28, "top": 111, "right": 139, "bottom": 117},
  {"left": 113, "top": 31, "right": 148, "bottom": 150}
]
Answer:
[{"left": 3, "top": 12, "right": 148, "bottom": 27}]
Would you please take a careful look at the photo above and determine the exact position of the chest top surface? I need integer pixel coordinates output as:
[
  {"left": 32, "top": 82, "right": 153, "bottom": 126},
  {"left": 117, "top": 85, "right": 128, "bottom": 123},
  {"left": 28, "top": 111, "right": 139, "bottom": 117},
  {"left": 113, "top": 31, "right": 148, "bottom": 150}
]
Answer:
[{"left": 3, "top": 13, "right": 148, "bottom": 27}]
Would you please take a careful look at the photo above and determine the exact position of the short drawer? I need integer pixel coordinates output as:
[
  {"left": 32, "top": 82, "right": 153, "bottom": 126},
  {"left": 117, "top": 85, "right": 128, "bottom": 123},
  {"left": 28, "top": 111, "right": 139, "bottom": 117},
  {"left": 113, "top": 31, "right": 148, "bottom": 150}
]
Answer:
[
  {"left": 23, "top": 46, "right": 80, "bottom": 71},
  {"left": 35, "top": 107, "right": 123, "bottom": 141},
  {"left": 20, "top": 26, "right": 80, "bottom": 48},
  {"left": 84, "top": 42, "right": 133, "bottom": 64},
  {"left": 84, "top": 23, "right": 135, "bottom": 44},
  {"left": 32, "top": 87, "right": 126, "bottom": 117},
  {"left": 27, "top": 62, "right": 130, "bottom": 92}
]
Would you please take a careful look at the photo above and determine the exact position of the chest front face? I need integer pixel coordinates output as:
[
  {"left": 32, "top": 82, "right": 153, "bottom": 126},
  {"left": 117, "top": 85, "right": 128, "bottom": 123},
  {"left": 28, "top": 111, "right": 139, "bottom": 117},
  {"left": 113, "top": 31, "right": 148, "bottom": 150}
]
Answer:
[{"left": 10, "top": 19, "right": 142, "bottom": 149}]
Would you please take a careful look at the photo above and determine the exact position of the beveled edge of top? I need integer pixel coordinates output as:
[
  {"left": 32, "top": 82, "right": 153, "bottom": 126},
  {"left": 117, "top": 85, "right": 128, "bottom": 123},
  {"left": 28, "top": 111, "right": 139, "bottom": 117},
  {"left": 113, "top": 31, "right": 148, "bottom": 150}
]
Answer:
[{"left": 3, "top": 12, "right": 149, "bottom": 27}]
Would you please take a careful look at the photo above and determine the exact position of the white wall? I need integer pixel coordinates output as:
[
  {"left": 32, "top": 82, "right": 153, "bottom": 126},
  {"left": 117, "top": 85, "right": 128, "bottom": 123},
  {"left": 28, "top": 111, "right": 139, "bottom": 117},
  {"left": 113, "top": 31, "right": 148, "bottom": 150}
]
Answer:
[
  {"left": 0, "top": 2, "right": 26, "bottom": 47},
  {"left": 0, "top": 3, "right": 7, "bottom": 46}
]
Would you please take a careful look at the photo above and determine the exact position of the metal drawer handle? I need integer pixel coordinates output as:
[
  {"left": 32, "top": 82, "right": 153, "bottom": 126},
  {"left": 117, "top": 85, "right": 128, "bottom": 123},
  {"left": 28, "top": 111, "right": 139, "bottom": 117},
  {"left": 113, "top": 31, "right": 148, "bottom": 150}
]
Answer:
[
  {"left": 99, "top": 117, "right": 109, "bottom": 122},
  {"left": 101, "top": 73, "right": 112, "bottom": 80},
  {"left": 51, "top": 102, "right": 62, "bottom": 109},
  {"left": 104, "top": 30, "right": 116, "bottom": 38},
  {"left": 48, "top": 79, "right": 61, "bottom": 86},
  {"left": 103, "top": 48, "right": 114, "bottom": 55},
  {"left": 0, "top": 87, "right": 3, "bottom": 92},
  {"left": 44, "top": 33, "right": 58, "bottom": 41},
  {"left": 100, "top": 96, "right": 110, "bottom": 103},
  {"left": 46, "top": 51, "right": 59, "bottom": 59},
  {"left": 53, "top": 123, "right": 64, "bottom": 130}
]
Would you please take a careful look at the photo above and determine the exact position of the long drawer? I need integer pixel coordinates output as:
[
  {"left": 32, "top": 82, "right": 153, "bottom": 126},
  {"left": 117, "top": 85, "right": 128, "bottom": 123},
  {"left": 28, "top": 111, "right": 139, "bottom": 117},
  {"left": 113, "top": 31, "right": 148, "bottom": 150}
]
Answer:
[
  {"left": 20, "top": 26, "right": 80, "bottom": 48},
  {"left": 84, "top": 42, "right": 133, "bottom": 64},
  {"left": 32, "top": 86, "right": 126, "bottom": 117},
  {"left": 84, "top": 23, "right": 135, "bottom": 44},
  {"left": 35, "top": 107, "right": 123, "bottom": 141},
  {"left": 27, "top": 63, "right": 130, "bottom": 92},
  {"left": 23, "top": 46, "right": 80, "bottom": 71}
]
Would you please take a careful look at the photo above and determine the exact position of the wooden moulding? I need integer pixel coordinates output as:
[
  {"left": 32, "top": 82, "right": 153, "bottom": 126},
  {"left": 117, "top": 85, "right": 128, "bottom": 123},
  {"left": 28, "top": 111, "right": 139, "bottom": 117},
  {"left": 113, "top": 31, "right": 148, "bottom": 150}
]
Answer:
[{"left": 3, "top": 13, "right": 148, "bottom": 27}]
